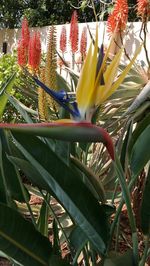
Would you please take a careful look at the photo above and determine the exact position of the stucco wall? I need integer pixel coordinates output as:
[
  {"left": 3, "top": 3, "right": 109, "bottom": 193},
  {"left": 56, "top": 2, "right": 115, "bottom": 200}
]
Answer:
[{"left": 0, "top": 22, "right": 150, "bottom": 67}]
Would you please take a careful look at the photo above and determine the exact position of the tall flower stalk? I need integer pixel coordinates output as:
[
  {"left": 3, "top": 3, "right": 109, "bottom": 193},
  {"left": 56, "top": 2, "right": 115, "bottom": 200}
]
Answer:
[
  {"left": 45, "top": 26, "right": 58, "bottom": 116},
  {"left": 69, "top": 10, "right": 79, "bottom": 69},
  {"left": 137, "top": 0, "right": 150, "bottom": 21},
  {"left": 59, "top": 25, "right": 67, "bottom": 74},
  {"left": 80, "top": 26, "right": 87, "bottom": 63},
  {"left": 17, "top": 18, "right": 41, "bottom": 72},
  {"left": 21, "top": 17, "right": 30, "bottom": 49},
  {"left": 38, "top": 69, "right": 48, "bottom": 121},
  {"left": 17, "top": 17, "right": 30, "bottom": 66},
  {"left": 107, "top": 0, "right": 128, "bottom": 36},
  {"left": 59, "top": 25, "right": 67, "bottom": 57},
  {"left": 17, "top": 39, "right": 27, "bottom": 66},
  {"left": 28, "top": 32, "right": 41, "bottom": 72},
  {"left": 107, "top": 0, "right": 128, "bottom": 55}
]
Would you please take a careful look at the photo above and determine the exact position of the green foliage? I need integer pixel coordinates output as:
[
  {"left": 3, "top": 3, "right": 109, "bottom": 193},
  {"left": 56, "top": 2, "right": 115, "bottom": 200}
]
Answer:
[
  {"left": 140, "top": 167, "right": 150, "bottom": 235},
  {"left": 0, "top": 8, "right": 150, "bottom": 265},
  {"left": 0, "top": 54, "right": 37, "bottom": 122},
  {"left": 130, "top": 124, "right": 150, "bottom": 176},
  {"left": 99, "top": 250, "right": 134, "bottom": 266},
  {"left": 0, "top": 0, "right": 138, "bottom": 29},
  {"left": 0, "top": 54, "right": 17, "bottom": 86},
  {"left": 0, "top": 129, "right": 28, "bottom": 204},
  {"left": 0, "top": 73, "right": 16, "bottom": 120},
  {"left": 0, "top": 203, "right": 52, "bottom": 266},
  {"left": 10, "top": 130, "right": 109, "bottom": 254},
  {"left": 0, "top": 0, "right": 97, "bottom": 28},
  {"left": 0, "top": 0, "right": 25, "bottom": 28},
  {"left": 0, "top": 88, "right": 149, "bottom": 264}
]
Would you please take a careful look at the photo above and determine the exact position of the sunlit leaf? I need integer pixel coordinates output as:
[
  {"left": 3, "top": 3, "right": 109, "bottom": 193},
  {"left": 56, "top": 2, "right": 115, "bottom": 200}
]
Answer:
[{"left": 0, "top": 73, "right": 16, "bottom": 119}]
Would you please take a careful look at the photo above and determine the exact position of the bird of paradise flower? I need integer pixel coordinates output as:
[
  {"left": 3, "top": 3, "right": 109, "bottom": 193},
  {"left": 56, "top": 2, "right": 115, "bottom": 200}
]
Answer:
[{"left": 0, "top": 25, "right": 141, "bottom": 161}]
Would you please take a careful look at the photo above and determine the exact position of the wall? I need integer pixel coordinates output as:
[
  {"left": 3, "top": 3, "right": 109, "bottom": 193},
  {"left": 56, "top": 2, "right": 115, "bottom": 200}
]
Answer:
[{"left": 0, "top": 22, "right": 150, "bottom": 68}]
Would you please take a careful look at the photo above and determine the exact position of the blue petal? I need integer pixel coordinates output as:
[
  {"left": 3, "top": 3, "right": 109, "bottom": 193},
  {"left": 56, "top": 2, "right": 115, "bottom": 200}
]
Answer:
[{"left": 33, "top": 76, "right": 81, "bottom": 118}]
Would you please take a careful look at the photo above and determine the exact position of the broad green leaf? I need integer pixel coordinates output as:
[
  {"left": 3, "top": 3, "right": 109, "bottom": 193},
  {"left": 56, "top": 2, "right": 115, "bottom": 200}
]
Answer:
[
  {"left": 130, "top": 125, "right": 150, "bottom": 176},
  {"left": 10, "top": 131, "right": 109, "bottom": 255},
  {"left": 98, "top": 250, "right": 134, "bottom": 266},
  {"left": 129, "top": 112, "right": 150, "bottom": 155},
  {"left": 0, "top": 73, "right": 16, "bottom": 120},
  {"left": 53, "top": 219, "right": 61, "bottom": 256},
  {"left": 37, "top": 194, "right": 50, "bottom": 237},
  {"left": 0, "top": 130, "right": 26, "bottom": 204},
  {"left": 70, "top": 226, "right": 87, "bottom": 251},
  {"left": 140, "top": 167, "right": 150, "bottom": 235},
  {"left": 15, "top": 84, "right": 38, "bottom": 101},
  {"left": 0, "top": 122, "right": 114, "bottom": 160},
  {"left": 55, "top": 141, "right": 70, "bottom": 165},
  {"left": 0, "top": 203, "right": 52, "bottom": 266},
  {"left": 8, "top": 156, "right": 57, "bottom": 201},
  {"left": 69, "top": 226, "right": 87, "bottom": 264},
  {"left": 0, "top": 136, "right": 10, "bottom": 204},
  {"left": 7, "top": 94, "right": 36, "bottom": 123},
  {"left": 120, "top": 121, "right": 133, "bottom": 171},
  {"left": 71, "top": 156, "right": 105, "bottom": 202}
]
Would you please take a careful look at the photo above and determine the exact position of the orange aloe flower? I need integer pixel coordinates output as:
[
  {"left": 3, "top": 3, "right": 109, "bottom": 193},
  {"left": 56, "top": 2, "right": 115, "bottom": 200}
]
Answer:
[
  {"left": 107, "top": 0, "right": 128, "bottom": 35},
  {"left": 80, "top": 26, "right": 87, "bottom": 59},
  {"left": 60, "top": 25, "right": 67, "bottom": 54},
  {"left": 17, "top": 17, "right": 30, "bottom": 66},
  {"left": 69, "top": 10, "right": 79, "bottom": 53},
  {"left": 17, "top": 39, "right": 27, "bottom": 66},
  {"left": 28, "top": 32, "right": 41, "bottom": 70},
  {"left": 137, "top": 0, "right": 150, "bottom": 19},
  {"left": 21, "top": 17, "right": 30, "bottom": 49}
]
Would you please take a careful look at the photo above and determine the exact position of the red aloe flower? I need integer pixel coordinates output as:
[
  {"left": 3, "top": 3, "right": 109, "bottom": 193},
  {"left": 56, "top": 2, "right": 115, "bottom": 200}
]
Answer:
[
  {"left": 60, "top": 25, "right": 67, "bottom": 54},
  {"left": 107, "top": 0, "right": 128, "bottom": 35},
  {"left": 28, "top": 32, "right": 41, "bottom": 70},
  {"left": 17, "top": 39, "right": 27, "bottom": 66},
  {"left": 80, "top": 26, "right": 87, "bottom": 58},
  {"left": 137, "top": 0, "right": 150, "bottom": 18},
  {"left": 69, "top": 10, "right": 79, "bottom": 53},
  {"left": 21, "top": 17, "right": 30, "bottom": 49}
]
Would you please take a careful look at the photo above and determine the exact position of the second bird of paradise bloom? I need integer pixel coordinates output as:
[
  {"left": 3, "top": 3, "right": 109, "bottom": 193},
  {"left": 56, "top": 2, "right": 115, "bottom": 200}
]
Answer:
[{"left": 32, "top": 24, "right": 141, "bottom": 122}]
